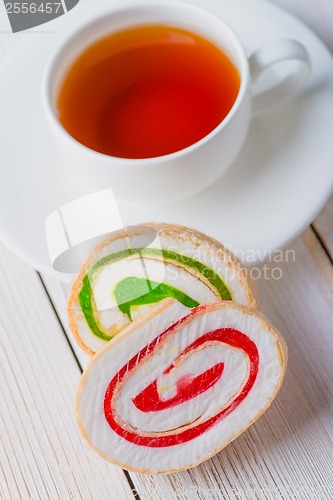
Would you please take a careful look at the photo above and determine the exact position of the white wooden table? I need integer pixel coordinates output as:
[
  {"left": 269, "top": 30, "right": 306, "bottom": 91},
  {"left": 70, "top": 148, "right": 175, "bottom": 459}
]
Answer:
[{"left": 1, "top": 1, "right": 333, "bottom": 498}]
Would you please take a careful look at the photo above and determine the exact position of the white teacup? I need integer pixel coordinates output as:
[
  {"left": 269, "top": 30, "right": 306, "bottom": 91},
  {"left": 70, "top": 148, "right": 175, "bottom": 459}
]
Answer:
[{"left": 43, "top": 1, "right": 310, "bottom": 204}]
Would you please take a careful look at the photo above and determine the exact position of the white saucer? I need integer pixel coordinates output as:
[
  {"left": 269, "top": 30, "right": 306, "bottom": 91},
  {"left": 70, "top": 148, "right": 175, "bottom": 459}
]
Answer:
[{"left": 0, "top": 0, "right": 333, "bottom": 281}]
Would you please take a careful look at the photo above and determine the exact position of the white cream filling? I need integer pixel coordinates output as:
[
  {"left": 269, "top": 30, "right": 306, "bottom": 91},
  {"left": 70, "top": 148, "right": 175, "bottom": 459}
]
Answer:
[
  {"left": 91, "top": 256, "right": 217, "bottom": 329},
  {"left": 114, "top": 343, "right": 248, "bottom": 433}
]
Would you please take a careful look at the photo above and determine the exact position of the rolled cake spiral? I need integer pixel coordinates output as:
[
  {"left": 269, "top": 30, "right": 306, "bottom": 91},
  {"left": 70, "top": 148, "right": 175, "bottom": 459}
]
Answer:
[
  {"left": 68, "top": 223, "right": 257, "bottom": 355},
  {"left": 77, "top": 298, "right": 287, "bottom": 474}
]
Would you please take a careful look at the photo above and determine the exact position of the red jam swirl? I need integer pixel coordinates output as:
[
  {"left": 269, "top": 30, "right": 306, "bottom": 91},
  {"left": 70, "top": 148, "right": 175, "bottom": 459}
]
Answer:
[{"left": 104, "top": 313, "right": 259, "bottom": 448}]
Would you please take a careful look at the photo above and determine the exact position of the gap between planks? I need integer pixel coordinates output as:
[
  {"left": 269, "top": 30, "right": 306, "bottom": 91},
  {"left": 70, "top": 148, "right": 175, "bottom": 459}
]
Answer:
[{"left": 312, "top": 194, "right": 333, "bottom": 264}]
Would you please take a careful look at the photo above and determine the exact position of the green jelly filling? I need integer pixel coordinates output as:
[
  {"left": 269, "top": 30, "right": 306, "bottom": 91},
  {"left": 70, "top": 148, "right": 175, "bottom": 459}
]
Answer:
[
  {"left": 78, "top": 248, "right": 232, "bottom": 342},
  {"left": 115, "top": 277, "right": 199, "bottom": 320}
]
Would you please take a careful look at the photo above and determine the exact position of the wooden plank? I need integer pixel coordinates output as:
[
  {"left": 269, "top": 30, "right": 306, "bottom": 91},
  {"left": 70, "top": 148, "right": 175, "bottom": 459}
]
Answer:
[
  {"left": 313, "top": 194, "right": 333, "bottom": 261},
  {"left": 40, "top": 274, "right": 91, "bottom": 370},
  {"left": 0, "top": 244, "right": 135, "bottom": 500},
  {"left": 43, "top": 227, "right": 333, "bottom": 499}
]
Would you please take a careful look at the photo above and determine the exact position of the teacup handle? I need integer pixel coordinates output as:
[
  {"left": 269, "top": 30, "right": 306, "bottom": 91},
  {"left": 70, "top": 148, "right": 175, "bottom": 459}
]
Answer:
[{"left": 249, "top": 39, "right": 311, "bottom": 115}]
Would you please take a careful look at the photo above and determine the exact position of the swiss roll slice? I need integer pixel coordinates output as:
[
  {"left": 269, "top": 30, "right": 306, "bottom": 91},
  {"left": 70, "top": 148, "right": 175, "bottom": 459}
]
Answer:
[
  {"left": 68, "top": 223, "right": 257, "bottom": 355},
  {"left": 77, "top": 298, "right": 287, "bottom": 474}
]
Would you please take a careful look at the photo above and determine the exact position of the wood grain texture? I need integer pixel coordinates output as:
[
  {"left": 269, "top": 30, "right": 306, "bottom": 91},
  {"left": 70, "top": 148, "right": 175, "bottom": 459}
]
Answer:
[
  {"left": 313, "top": 194, "right": 333, "bottom": 262},
  {"left": 0, "top": 244, "right": 134, "bottom": 500},
  {"left": 40, "top": 273, "right": 91, "bottom": 370},
  {"left": 43, "top": 228, "right": 333, "bottom": 500}
]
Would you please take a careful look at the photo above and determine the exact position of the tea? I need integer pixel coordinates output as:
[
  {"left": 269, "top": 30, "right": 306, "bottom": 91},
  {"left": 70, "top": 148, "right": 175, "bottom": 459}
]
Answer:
[{"left": 57, "top": 25, "right": 240, "bottom": 159}]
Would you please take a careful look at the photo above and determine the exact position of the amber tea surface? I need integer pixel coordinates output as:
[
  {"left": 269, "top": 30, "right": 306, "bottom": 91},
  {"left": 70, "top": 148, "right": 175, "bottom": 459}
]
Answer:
[{"left": 57, "top": 25, "right": 240, "bottom": 159}]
